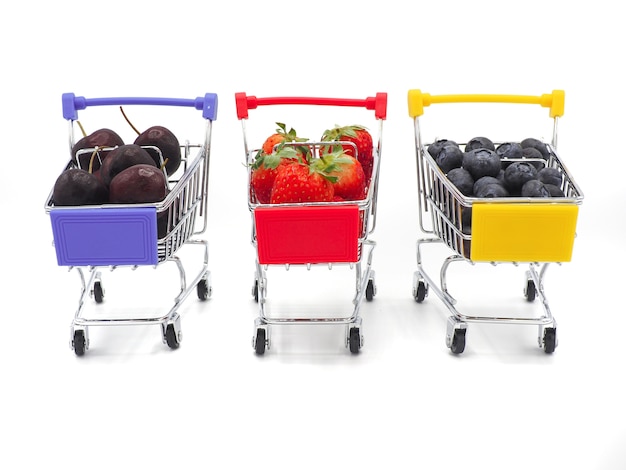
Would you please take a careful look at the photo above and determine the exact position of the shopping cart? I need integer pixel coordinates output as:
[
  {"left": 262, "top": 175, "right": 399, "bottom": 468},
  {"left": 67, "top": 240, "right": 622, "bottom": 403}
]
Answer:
[
  {"left": 236, "top": 92, "right": 387, "bottom": 354},
  {"left": 408, "top": 90, "right": 584, "bottom": 354},
  {"left": 45, "top": 93, "right": 218, "bottom": 355}
]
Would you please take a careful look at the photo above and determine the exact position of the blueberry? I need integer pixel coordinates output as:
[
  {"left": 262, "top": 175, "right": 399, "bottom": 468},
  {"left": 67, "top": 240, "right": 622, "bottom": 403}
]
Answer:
[
  {"left": 503, "top": 161, "right": 538, "bottom": 193},
  {"left": 446, "top": 167, "right": 474, "bottom": 196},
  {"left": 436, "top": 145, "right": 464, "bottom": 173},
  {"left": 462, "top": 148, "right": 501, "bottom": 180},
  {"left": 428, "top": 139, "right": 458, "bottom": 159},
  {"left": 475, "top": 183, "right": 510, "bottom": 198},
  {"left": 473, "top": 176, "right": 501, "bottom": 195},
  {"left": 465, "top": 136, "right": 495, "bottom": 152},
  {"left": 537, "top": 167, "right": 562, "bottom": 187},
  {"left": 496, "top": 142, "right": 523, "bottom": 169},
  {"left": 544, "top": 184, "right": 565, "bottom": 197},
  {"left": 521, "top": 179, "right": 551, "bottom": 197},
  {"left": 521, "top": 137, "right": 550, "bottom": 159},
  {"left": 521, "top": 147, "right": 546, "bottom": 170},
  {"left": 496, "top": 142, "right": 523, "bottom": 159}
]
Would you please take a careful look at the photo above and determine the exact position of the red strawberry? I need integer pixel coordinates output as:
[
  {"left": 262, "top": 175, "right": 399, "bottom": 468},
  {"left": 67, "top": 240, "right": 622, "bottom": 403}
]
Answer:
[
  {"left": 251, "top": 146, "right": 301, "bottom": 204},
  {"left": 320, "top": 124, "right": 374, "bottom": 182},
  {"left": 269, "top": 162, "right": 334, "bottom": 204},
  {"left": 262, "top": 122, "right": 310, "bottom": 161},
  {"left": 319, "top": 146, "right": 366, "bottom": 201}
]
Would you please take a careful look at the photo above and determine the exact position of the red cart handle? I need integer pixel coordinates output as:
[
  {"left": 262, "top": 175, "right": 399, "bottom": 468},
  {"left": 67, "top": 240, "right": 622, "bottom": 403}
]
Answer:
[{"left": 235, "top": 92, "right": 387, "bottom": 120}]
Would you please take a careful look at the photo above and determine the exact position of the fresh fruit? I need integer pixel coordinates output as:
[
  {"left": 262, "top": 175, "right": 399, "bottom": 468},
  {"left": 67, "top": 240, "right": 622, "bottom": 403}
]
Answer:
[
  {"left": 262, "top": 122, "right": 310, "bottom": 158},
  {"left": 521, "top": 137, "right": 550, "bottom": 159},
  {"left": 320, "top": 124, "right": 374, "bottom": 182},
  {"left": 108, "top": 164, "right": 167, "bottom": 204},
  {"left": 465, "top": 136, "right": 495, "bottom": 152},
  {"left": 496, "top": 142, "right": 523, "bottom": 168},
  {"left": 250, "top": 146, "right": 303, "bottom": 204},
  {"left": 475, "top": 183, "right": 509, "bottom": 198},
  {"left": 100, "top": 144, "right": 157, "bottom": 187},
  {"left": 323, "top": 148, "right": 366, "bottom": 201},
  {"left": 53, "top": 168, "right": 108, "bottom": 206},
  {"left": 473, "top": 176, "right": 503, "bottom": 196},
  {"left": 462, "top": 148, "right": 501, "bottom": 180},
  {"left": 537, "top": 167, "right": 562, "bottom": 187},
  {"left": 503, "top": 161, "right": 538, "bottom": 194},
  {"left": 521, "top": 147, "right": 546, "bottom": 170},
  {"left": 428, "top": 139, "right": 458, "bottom": 159},
  {"left": 545, "top": 184, "right": 565, "bottom": 197},
  {"left": 446, "top": 167, "right": 474, "bottom": 196},
  {"left": 521, "top": 179, "right": 551, "bottom": 198},
  {"left": 269, "top": 162, "right": 334, "bottom": 204},
  {"left": 71, "top": 128, "right": 124, "bottom": 171},
  {"left": 134, "top": 125, "right": 181, "bottom": 175},
  {"left": 436, "top": 145, "right": 464, "bottom": 173}
]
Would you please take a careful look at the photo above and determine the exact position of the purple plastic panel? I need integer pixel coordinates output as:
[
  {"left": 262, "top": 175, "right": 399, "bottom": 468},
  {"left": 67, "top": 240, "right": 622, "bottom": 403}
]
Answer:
[{"left": 50, "top": 207, "right": 158, "bottom": 266}]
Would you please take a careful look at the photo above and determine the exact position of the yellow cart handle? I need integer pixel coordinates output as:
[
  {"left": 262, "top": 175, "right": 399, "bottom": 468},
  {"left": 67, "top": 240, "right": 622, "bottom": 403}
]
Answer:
[{"left": 408, "top": 89, "right": 565, "bottom": 119}]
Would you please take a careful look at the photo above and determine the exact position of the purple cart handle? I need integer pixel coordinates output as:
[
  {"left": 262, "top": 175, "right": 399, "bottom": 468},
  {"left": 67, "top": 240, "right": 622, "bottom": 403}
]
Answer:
[{"left": 62, "top": 93, "right": 218, "bottom": 121}]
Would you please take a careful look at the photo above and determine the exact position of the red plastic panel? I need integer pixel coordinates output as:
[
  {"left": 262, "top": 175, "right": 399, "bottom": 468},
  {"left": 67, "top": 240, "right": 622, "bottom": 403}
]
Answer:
[{"left": 254, "top": 205, "right": 361, "bottom": 265}]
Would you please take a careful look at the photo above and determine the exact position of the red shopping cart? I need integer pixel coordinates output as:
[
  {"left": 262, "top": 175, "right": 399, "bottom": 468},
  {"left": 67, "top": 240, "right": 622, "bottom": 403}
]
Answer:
[
  {"left": 45, "top": 93, "right": 217, "bottom": 355},
  {"left": 236, "top": 92, "right": 387, "bottom": 354}
]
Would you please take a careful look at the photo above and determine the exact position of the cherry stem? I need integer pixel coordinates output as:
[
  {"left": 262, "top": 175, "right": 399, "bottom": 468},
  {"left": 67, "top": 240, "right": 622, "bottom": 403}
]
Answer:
[
  {"left": 77, "top": 120, "right": 87, "bottom": 138},
  {"left": 120, "top": 106, "right": 141, "bottom": 135},
  {"left": 88, "top": 148, "right": 98, "bottom": 174}
]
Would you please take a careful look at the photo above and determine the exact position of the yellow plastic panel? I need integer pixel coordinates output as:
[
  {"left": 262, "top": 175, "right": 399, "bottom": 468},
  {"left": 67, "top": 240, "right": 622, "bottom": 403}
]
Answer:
[{"left": 470, "top": 203, "right": 579, "bottom": 262}]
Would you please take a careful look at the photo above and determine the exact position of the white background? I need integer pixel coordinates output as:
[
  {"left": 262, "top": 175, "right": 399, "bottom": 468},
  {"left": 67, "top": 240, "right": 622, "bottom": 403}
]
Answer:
[{"left": 2, "top": 1, "right": 625, "bottom": 468}]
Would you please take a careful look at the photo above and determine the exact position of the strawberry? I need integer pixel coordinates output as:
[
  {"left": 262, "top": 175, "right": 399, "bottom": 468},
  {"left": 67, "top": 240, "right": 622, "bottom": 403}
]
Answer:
[
  {"left": 320, "top": 124, "right": 374, "bottom": 182},
  {"left": 262, "top": 122, "right": 311, "bottom": 161},
  {"left": 269, "top": 161, "right": 335, "bottom": 204},
  {"left": 318, "top": 145, "right": 366, "bottom": 201},
  {"left": 250, "top": 146, "right": 301, "bottom": 204}
]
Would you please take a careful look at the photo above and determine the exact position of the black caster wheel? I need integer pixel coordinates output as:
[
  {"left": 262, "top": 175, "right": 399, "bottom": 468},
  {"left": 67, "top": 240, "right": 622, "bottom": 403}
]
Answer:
[
  {"left": 543, "top": 327, "right": 557, "bottom": 354},
  {"left": 197, "top": 279, "right": 210, "bottom": 300},
  {"left": 165, "top": 323, "right": 180, "bottom": 349},
  {"left": 73, "top": 330, "right": 86, "bottom": 357},
  {"left": 93, "top": 281, "right": 104, "bottom": 304},
  {"left": 254, "top": 328, "right": 266, "bottom": 355},
  {"left": 525, "top": 279, "right": 536, "bottom": 302},
  {"left": 450, "top": 329, "right": 466, "bottom": 354},
  {"left": 365, "top": 279, "right": 375, "bottom": 301},
  {"left": 349, "top": 327, "right": 362, "bottom": 354},
  {"left": 414, "top": 280, "right": 427, "bottom": 303}
]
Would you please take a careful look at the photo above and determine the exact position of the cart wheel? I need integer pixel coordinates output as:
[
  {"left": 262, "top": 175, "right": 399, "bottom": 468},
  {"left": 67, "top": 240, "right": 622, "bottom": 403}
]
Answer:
[
  {"left": 349, "top": 327, "right": 362, "bottom": 354},
  {"left": 450, "top": 329, "right": 466, "bottom": 354},
  {"left": 365, "top": 279, "right": 375, "bottom": 301},
  {"left": 254, "top": 328, "right": 266, "bottom": 355},
  {"left": 197, "top": 279, "right": 211, "bottom": 300},
  {"left": 93, "top": 281, "right": 104, "bottom": 304},
  {"left": 73, "top": 330, "right": 86, "bottom": 357},
  {"left": 165, "top": 324, "right": 180, "bottom": 350},
  {"left": 543, "top": 327, "right": 557, "bottom": 354},
  {"left": 414, "top": 280, "right": 427, "bottom": 303},
  {"left": 525, "top": 279, "right": 536, "bottom": 302}
]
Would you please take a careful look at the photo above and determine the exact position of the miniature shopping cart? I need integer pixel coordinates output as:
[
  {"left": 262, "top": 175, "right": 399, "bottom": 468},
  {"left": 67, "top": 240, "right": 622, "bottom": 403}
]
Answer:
[
  {"left": 44, "top": 93, "right": 218, "bottom": 356},
  {"left": 236, "top": 92, "right": 387, "bottom": 354},
  {"left": 408, "top": 90, "right": 584, "bottom": 354}
]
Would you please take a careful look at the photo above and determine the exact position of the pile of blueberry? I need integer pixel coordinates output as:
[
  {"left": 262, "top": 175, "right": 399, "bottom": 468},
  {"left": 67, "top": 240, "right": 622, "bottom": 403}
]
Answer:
[{"left": 428, "top": 136, "right": 565, "bottom": 199}]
